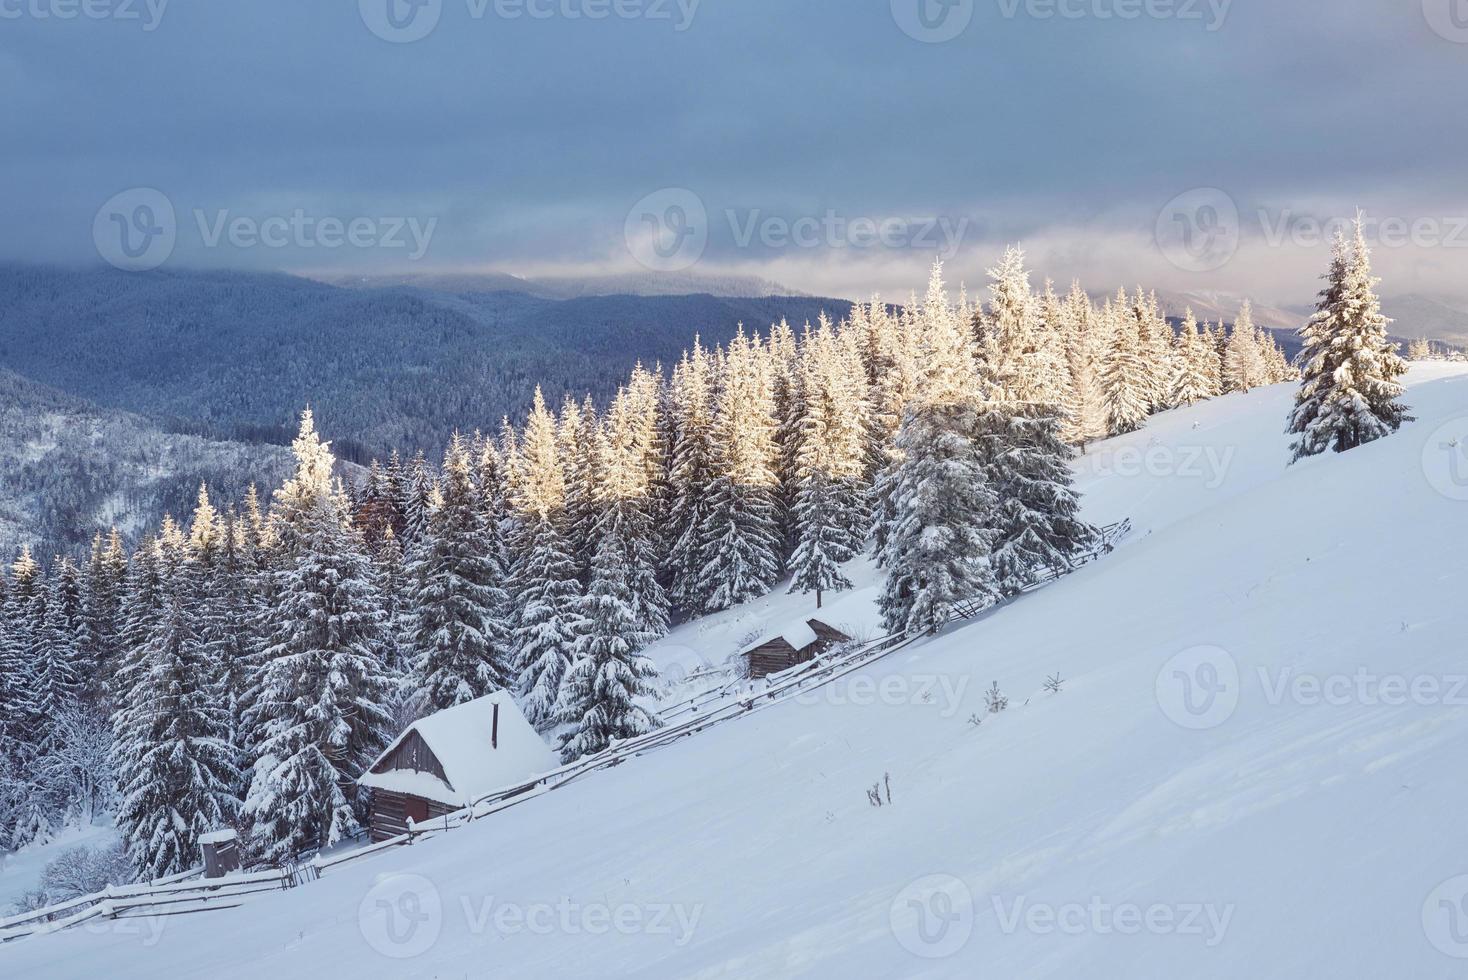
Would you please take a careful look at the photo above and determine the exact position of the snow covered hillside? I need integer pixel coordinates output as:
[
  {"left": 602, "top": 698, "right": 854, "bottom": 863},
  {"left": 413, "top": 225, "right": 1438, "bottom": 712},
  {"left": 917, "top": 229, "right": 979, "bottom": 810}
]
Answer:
[{"left": 7, "top": 366, "right": 1468, "bottom": 978}]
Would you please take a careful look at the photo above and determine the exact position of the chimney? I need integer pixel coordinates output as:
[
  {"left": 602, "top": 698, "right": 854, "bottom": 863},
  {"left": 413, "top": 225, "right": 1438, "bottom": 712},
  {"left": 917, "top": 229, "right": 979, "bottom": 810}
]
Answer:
[{"left": 491, "top": 702, "right": 500, "bottom": 750}]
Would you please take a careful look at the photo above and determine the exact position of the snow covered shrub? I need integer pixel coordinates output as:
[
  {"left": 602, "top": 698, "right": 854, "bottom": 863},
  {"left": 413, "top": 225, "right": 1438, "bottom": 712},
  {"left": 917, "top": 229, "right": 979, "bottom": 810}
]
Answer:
[
  {"left": 985, "top": 681, "right": 1009, "bottom": 714},
  {"left": 40, "top": 841, "right": 133, "bottom": 901}
]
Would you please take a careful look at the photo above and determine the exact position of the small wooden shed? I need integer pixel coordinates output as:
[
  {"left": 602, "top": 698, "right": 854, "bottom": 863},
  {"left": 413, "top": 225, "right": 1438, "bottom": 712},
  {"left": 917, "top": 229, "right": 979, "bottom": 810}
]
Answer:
[
  {"left": 741, "top": 617, "right": 852, "bottom": 679},
  {"left": 359, "top": 692, "right": 559, "bottom": 842},
  {"left": 199, "top": 829, "right": 241, "bottom": 879}
]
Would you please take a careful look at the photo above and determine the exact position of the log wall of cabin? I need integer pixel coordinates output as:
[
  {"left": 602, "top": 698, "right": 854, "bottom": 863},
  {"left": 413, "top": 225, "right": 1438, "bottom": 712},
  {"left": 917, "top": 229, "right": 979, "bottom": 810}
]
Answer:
[
  {"left": 746, "top": 640, "right": 800, "bottom": 679},
  {"left": 369, "top": 790, "right": 457, "bottom": 843}
]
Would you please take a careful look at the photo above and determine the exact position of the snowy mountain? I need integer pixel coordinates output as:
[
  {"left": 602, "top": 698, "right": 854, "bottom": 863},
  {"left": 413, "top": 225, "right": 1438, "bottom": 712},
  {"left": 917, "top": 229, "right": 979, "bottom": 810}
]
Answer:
[
  {"left": 0, "top": 368, "right": 307, "bottom": 558},
  {"left": 7, "top": 365, "right": 1466, "bottom": 977},
  {"left": 0, "top": 266, "right": 842, "bottom": 458},
  {"left": 319, "top": 270, "right": 804, "bottom": 300},
  {"left": 1151, "top": 289, "right": 1300, "bottom": 332},
  {"left": 1376, "top": 294, "right": 1468, "bottom": 347}
]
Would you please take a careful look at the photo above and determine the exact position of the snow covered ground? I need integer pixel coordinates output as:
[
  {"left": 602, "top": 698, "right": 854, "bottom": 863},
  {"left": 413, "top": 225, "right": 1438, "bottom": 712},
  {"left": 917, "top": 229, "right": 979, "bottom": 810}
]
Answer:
[
  {"left": 0, "top": 822, "right": 118, "bottom": 917},
  {"left": 6, "top": 365, "right": 1468, "bottom": 978}
]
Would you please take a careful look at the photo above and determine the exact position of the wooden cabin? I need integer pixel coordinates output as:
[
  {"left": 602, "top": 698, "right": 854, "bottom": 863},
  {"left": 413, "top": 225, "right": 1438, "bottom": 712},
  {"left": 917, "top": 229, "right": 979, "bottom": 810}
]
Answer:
[
  {"left": 741, "top": 617, "right": 852, "bottom": 679},
  {"left": 359, "top": 692, "right": 560, "bottom": 842}
]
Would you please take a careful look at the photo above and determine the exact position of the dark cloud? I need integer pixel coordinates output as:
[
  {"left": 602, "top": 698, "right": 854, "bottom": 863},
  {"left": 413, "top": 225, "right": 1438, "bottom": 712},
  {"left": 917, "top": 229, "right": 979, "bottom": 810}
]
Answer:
[{"left": 3, "top": 0, "right": 1466, "bottom": 302}]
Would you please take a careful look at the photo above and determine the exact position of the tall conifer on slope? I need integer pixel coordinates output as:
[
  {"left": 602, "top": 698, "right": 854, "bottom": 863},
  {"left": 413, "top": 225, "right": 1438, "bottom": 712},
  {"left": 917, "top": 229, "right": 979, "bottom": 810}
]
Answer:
[
  {"left": 1201, "top": 323, "right": 1225, "bottom": 395},
  {"left": 767, "top": 320, "right": 803, "bottom": 565},
  {"left": 975, "top": 249, "right": 1097, "bottom": 595},
  {"left": 401, "top": 450, "right": 436, "bottom": 547},
  {"left": 79, "top": 529, "right": 127, "bottom": 705},
  {"left": 1060, "top": 282, "right": 1108, "bottom": 449},
  {"left": 211, "top": 508, "right": 262, "bottom": 797},
  {"left": 879, "top": 262, "right": 999, "bottom": 635},
  {"left": 665, "top": 340, "right": 718, "bottom": 615},
  {"left": 2, "top": 547, "right": 57, "bottom": 847},
  {"left": 1223, "top": 301, "right": 1268, "bottom": 393},
  {"left": 1171, "top": 309, "right": 1213, "bottom": 407},
  {"left": 558, "top": 395, "right": 598, "bottom": 584},
  {"left": 374, "top": 526, "right": 415, "bottom": 730},
  {"left": 474, "top": 437, "right": 515, "bottom": 585},
  {"left": 1288, "top": 220, "right": 1410, "bottom": 461},
  {"left": 112, "top": 535, "right": 238, "bottom": 879},
  {"left": 1103, "top": 300, "right": 1150, "bottom": 435},
  {"left": 597, "top": 388, "right": 671, "bottom": 639},
  {"left": 1033, "top": 280, "right": 1078, "bottom": 412},
  {"left": 696, "top": 328, "right": 783, "bottom": 612},
  {"left": 554, "top": 530, "right": 661, "bottom": 763},
  {"left": 509, "top": 389, "right": 586, "bottom": 728},
  {"left": 868, "top": 299, "right": 923, "bottom": 560},
  {"left": 788, "top": 321, "right": 870, "bottom": 603},
  {"left": 35, "top": 562, "right": 82, "bottom": 729},
  {"left": 242, "top": 410, "right": 393, "bottom": 861},
  {"left": 0, "top": 549, "right": 38, "bottom": 748},
  {"left": 409, "top": 434, "right": 513, "bottom": 714}
]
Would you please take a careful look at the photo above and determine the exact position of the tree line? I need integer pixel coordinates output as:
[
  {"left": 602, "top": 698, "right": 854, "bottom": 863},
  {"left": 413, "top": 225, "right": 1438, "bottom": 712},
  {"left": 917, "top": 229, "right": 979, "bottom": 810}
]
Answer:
[{"left": 0, "top": 247, "right": 1299, "bottom": 883}]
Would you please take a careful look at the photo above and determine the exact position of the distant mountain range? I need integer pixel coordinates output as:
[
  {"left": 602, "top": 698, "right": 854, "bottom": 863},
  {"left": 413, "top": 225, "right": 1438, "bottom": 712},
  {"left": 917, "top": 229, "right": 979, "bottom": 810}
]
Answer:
[
  {"left": 0, "top": 266, "right": 849, "bottom": 463},
  {"left": 316, "top": 270, "right": 806, "bottom": 301},
  {"left": 1154, "top": 289, "right": 1465, "bottom": 353}
]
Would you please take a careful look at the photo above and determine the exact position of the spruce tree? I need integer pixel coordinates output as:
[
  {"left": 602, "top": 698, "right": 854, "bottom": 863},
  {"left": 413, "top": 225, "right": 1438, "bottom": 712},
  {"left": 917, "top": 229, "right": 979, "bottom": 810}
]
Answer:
[
  {"left": 696, "top": 328, "right": 783, "bottom": 611},
  {"left": 79, "top": 529, "right": 127, "bottom": 705},
  {"left": 409, "top": 434, "right": 513, "bottom": 714},
  {"left": 597, "top": 388, "right": 671, "bottom": 639},
  {"left": 1170, "top": 309, "right": 1213, "bottom": 407},
  {"left": 879, "top": 262, "right": 999, "bottom": 635},
  {"left": 975, "top": 249, "right": 1097, "bottom": 594},
  {"left": 1288, "top": 220, "right": 1411, "bottom": 461},
  {"left": 242, "top": 410, "right": 394, "bottom": 861},
  {"left": 554, "top": 530, "right": 662, "bottom": 763},
  {"left": 1060, "top": 282, "right": 1108, "bottom": 449},
  {"left": 789, "top": 318, "right": 870, "bottom": 603},
  {"left": 665, "top": 340, "right": 718, "bottom": 615},
  {"left": 1102, "top": 300, "right": 1150, "bottom": 435},
  {"left": 112, "top": 535, "right": 239, "bottom": 879},
  {"left": 1223, "top": 301, "right": 1267, "bottom": 393},
  {"left": 508, "top": 389, "right": 586, "bottom": 728}
]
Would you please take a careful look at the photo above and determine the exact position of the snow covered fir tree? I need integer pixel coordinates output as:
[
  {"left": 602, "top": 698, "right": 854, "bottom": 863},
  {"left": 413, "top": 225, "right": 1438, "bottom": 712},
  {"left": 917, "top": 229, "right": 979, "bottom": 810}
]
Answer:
[
  {"left": 0, "top": 249, "right": 1319, "bottom": 890},
  {"left": 1288, "top": 216, "right": 1411, "bottom": 461}
]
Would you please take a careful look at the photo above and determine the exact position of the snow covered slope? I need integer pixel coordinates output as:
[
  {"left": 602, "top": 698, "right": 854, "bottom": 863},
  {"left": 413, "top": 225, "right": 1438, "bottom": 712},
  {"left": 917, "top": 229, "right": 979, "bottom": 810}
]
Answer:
[{"left": 7, "top": 366, "right": 1468, "bottom": 978}]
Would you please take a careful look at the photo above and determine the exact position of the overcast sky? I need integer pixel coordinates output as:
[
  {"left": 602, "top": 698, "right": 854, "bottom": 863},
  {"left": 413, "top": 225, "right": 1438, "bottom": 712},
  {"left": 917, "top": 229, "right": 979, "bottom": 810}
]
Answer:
[{"left": 3, "top": 0, "right": 1466, "bottom": 304}]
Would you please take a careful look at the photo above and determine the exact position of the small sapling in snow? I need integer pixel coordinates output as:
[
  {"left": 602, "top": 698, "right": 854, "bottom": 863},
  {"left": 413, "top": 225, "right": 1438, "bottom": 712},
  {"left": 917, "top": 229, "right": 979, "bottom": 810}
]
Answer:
[
  {"left": 1044, "top": 672, "right": 1064, "bottom": 695},
  {"left": 986, "top": 681, "right": 1008, "bottom": 714},
  {"left": 867, "top": 772, "right": 893, "bottom": 807}
]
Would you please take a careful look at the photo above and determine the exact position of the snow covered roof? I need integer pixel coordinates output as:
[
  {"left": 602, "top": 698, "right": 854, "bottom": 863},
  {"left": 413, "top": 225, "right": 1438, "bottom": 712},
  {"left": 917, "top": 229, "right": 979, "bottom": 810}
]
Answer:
[
  {"left": 198, "top": 829, "right": 238, "bottom": 846},
  {"left": 739, "top": 616, "right": 840, "bottom": 657},
  {"left": 359, "top": 692, "right": 560, "bottom": 808}
]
